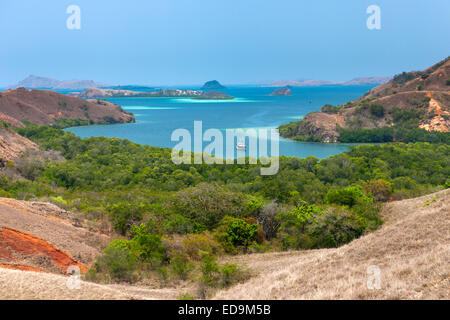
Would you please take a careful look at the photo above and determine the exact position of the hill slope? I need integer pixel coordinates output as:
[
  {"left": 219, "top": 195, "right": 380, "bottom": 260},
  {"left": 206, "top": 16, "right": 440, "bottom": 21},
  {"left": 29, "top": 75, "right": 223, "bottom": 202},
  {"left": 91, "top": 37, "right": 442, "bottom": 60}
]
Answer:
[
  {"left": 279, "top": 57, "right": 450, "bottom": 142},
  {"left": 0, "top": 88, "right": 134, "bottom": 126},
  {"left": 0, "top": 126, "right": 37, "bottom": 162},
  {"left": 0, "top": 189, "right": 447, "bottom": 299},
  {"left": 214, "top": 188, "right": 449, "bottom": 299},
  {"left": 0, "top": 197, "right": 110, "bottom": 273}
]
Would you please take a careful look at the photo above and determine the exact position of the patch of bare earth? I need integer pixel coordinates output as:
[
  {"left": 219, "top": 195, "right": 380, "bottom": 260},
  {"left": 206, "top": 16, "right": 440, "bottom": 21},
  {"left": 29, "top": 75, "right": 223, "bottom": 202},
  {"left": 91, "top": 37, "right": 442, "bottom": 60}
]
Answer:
[
  {"left": 0, "top": 198, "right": 110, "bottom": 270},
  {"left": 214, "top": 189, "right": 449, "bottom": 300}
]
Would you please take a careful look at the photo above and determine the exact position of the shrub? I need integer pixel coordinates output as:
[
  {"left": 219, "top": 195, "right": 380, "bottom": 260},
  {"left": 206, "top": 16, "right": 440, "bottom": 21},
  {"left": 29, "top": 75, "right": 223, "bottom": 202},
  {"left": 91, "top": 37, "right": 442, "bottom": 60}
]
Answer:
[
  {"left": 364, "top": 179, "right": 393, "bottom": 202},
  {"left": 14, "top": 149, "right": 63, "bottom": 181},
  {"left": 307, "top": 208, "right": 365, "bottom": 248},
  {"left": 108, "top": 202, "right": 146, "bottom": 235},
  {"left": 172, "top": 183, "right": 248, "bottom": 230},
  {"left": 200, "top": 254, "right": 220, "bottom": 287},
  {"left": 91, "top": 240, "right": 138, "bottom": 283},
  {"left": 129, "top": 222, "right": 167, "bottom": 266},
  {"left": 369, "top": 104, "right": 385, "bottom": 118},
  {"left": 220, "top": 264, "right": 245, "bottom": 287},
  {"left": 325, "top": 187, "right": 371, "bottom": 208},
  {"left": 276, "top": 201, "right": 323, "bottom": 250},
  {"left": 321, "top": 104, "right": 341, "bottom": 114},
  {"left": 181, "top": 232, "right": 221, "bottom": 260},
  {"left": 170, "top": 253, "right": 194, "bottom": 280},
  {"left": 214, "top": 216, "right": 258, "bottom": 254}
]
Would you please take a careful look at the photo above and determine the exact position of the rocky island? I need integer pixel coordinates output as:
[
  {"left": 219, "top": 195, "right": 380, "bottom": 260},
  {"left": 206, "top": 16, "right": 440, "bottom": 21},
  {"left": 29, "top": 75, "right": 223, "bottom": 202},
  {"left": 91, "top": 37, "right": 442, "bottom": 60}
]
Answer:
[
  {"left": 201, "top": 80, "right": 226, "bottom": 90},
  {"left": 270, "top": 87, "right": 292, "bottom": 96}
]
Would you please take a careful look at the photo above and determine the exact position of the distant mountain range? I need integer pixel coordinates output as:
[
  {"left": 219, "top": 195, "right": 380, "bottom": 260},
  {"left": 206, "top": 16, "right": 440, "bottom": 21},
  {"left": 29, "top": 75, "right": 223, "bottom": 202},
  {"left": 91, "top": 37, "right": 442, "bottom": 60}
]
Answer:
[
  {"left": 264, "top": 77, "right": 391, "bottom": 87},
  {"left": 7, "top": 75, "right": 110, "bottom": 90}
]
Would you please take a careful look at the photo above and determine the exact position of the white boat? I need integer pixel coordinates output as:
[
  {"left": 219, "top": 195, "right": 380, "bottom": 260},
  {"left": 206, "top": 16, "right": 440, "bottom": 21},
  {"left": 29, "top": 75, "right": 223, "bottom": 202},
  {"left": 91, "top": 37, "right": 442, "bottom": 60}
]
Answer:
[{"left": 236, "top": 141, "right": 246, "bottom": 150}]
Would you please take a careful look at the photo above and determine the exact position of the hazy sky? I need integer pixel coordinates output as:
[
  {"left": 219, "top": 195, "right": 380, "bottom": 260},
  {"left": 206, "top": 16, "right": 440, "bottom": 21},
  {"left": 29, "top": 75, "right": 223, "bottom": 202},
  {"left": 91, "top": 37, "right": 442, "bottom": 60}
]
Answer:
[{"left": 1, "top": 0, "right": 449, "bottom": 86}]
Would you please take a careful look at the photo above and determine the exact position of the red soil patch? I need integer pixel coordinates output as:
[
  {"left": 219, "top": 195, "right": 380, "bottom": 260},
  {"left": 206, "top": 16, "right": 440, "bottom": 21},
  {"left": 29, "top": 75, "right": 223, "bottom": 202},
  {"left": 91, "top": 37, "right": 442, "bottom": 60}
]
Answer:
[
  {"left": 0, "top": 263, "right": 45, "bottom": 273},
  {"left": 0, "top": 227, "right": 87, "bottom": 274}
]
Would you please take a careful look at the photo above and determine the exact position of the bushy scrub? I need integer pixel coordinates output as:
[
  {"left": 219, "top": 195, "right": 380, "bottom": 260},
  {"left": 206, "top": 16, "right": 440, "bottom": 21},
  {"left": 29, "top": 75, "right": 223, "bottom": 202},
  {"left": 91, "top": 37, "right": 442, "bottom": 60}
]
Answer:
[
  {"left": 364, "top": 179, "right": 393, "bottom": 202},
  {"left": 87, "top": 239, "right": 138, "bottom": 283},
  {"left": 214, "top": 216, "right": 258, "bottom": 254},
  {"left": 369, "top": 104, "right": 385, "bottom": 118},
  {"left": 197, "top": 254, "right": 249, "bottom": 298},
  {"left": 276, "top": 201, "right": 322, "bottom": 250},
  {"left": 169, "top": 253, "right": 195, "bottom": 280},
  {"left": 108, "top": 202, "right": 147, "bottom": 235},
  {"left": 129, "top": 222, "right": 167, "bottom": 266},
  {"left": 325, "top": 186, "right": 371, "bottom": 208},
  {"left": 307, "top": 207, "right": 365, "bottom": 248},
  {"left": 180, "top": 232, "right": 221, "bottom": 260},
  {"left": 171, "top": 183, "right": 250, "bottom": 230}
]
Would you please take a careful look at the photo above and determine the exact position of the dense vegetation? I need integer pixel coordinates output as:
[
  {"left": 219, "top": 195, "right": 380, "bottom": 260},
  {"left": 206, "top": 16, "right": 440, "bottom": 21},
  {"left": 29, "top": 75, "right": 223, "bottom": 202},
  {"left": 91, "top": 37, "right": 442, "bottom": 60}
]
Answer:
[
  {"left": 1, "top": 124, "right": 449, "bottom": 290},
  {"left": 338, "top": 126, "right": 450, "bottom": 143}
]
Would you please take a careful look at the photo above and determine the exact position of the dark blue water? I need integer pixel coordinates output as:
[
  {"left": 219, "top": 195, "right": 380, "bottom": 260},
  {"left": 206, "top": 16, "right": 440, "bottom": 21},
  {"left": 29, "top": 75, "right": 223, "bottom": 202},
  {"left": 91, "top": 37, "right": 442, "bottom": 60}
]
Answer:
[{"left": 67, "top": 85, "right": 372, "bottom": 159}]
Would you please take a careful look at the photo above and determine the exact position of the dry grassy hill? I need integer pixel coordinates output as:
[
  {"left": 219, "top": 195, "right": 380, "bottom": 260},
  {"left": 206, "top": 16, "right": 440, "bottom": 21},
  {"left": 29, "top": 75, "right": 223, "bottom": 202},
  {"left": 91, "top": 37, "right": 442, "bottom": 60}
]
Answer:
[
  {"left": 0, "top": 87, "right": 134, "bottom": 126},
  {"left": 281, "top": 56, "right": 450, "bottom": 142},
  {"left": 0, "top": 189, "right": 448, "bottom": 300},
  {"left": 0, "top": 126, "right": 37, "bottom": 163},
  {"left": 214, "top": 189, "right": 449, "bottom": 299}
]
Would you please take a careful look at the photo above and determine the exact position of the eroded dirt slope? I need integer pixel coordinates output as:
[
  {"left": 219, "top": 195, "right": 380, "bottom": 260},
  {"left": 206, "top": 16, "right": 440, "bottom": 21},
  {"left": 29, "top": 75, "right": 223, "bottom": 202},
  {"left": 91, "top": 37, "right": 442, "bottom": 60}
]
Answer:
[{"left": 0, "top": 198, "right": 110, "bottom": 273}]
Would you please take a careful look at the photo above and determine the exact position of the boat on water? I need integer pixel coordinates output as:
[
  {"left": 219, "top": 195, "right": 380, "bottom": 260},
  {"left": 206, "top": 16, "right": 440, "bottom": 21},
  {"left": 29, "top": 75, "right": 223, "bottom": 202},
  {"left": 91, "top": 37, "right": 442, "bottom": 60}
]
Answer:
[{"left": 236, "top": 140, "right": 246, "bottom": 150}]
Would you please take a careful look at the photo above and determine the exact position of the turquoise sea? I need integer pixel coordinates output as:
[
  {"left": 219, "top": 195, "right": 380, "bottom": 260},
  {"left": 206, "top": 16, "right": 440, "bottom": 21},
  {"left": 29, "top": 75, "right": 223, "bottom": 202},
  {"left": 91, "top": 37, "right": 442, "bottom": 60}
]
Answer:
[{"left": 66, "top": 85, "right": 374, "bottom": 159}]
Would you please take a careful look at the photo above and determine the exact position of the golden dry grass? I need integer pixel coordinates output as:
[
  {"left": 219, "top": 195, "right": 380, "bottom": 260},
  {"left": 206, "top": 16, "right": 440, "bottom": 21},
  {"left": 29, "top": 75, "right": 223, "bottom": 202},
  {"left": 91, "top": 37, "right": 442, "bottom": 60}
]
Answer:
[
  {"left": 214, "top": 189, "right": 449, "bottom": 300},
  {"left": 0, "top": 267, "right": 190, "bottom": 300},
  {"left": 0, "top": 189, "right": 448, "bottom": 300}
]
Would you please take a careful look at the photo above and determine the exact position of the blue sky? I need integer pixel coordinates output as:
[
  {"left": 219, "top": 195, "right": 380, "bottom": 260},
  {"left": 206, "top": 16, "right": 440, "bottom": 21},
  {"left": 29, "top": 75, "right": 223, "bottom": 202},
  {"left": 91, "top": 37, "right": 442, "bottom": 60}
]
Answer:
[{"left": 1, "top": 0, "right": 449, "bottom": 86}]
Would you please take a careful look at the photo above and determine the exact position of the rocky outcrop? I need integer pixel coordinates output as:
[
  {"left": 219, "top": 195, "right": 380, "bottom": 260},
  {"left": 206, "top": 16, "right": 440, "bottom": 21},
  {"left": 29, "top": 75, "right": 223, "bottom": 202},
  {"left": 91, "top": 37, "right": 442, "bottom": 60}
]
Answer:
[
  {"left": 201, "top": 80, "right": 226, "bottom": 90},
  {"left": 0, "top": 88, "right": 135, "bottom": 126},
  {"left": 270, "top": 87, "right": 292, "bottom": 96}
]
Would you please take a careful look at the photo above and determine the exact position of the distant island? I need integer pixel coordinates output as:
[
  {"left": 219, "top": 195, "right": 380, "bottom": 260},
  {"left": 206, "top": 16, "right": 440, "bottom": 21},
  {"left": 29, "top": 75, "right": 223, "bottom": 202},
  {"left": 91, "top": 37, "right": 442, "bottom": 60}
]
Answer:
[
  {"left": 7, "top": 75, "right": 110, "bottom": 90},
  {"left": 193, "top": 91, "right": 233, "bottom": 100},
  {"left": 264, "top": 77, "right": 391, "bottom": 87},
  {"left": 68, "top": 87, "right": 234, "bottom": 100},
  {"left": 201, "top": 80, "right": 226, "bottom": 90},
  {"left": 270, "top": 87, "right": 292, "bottom": 96}
]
